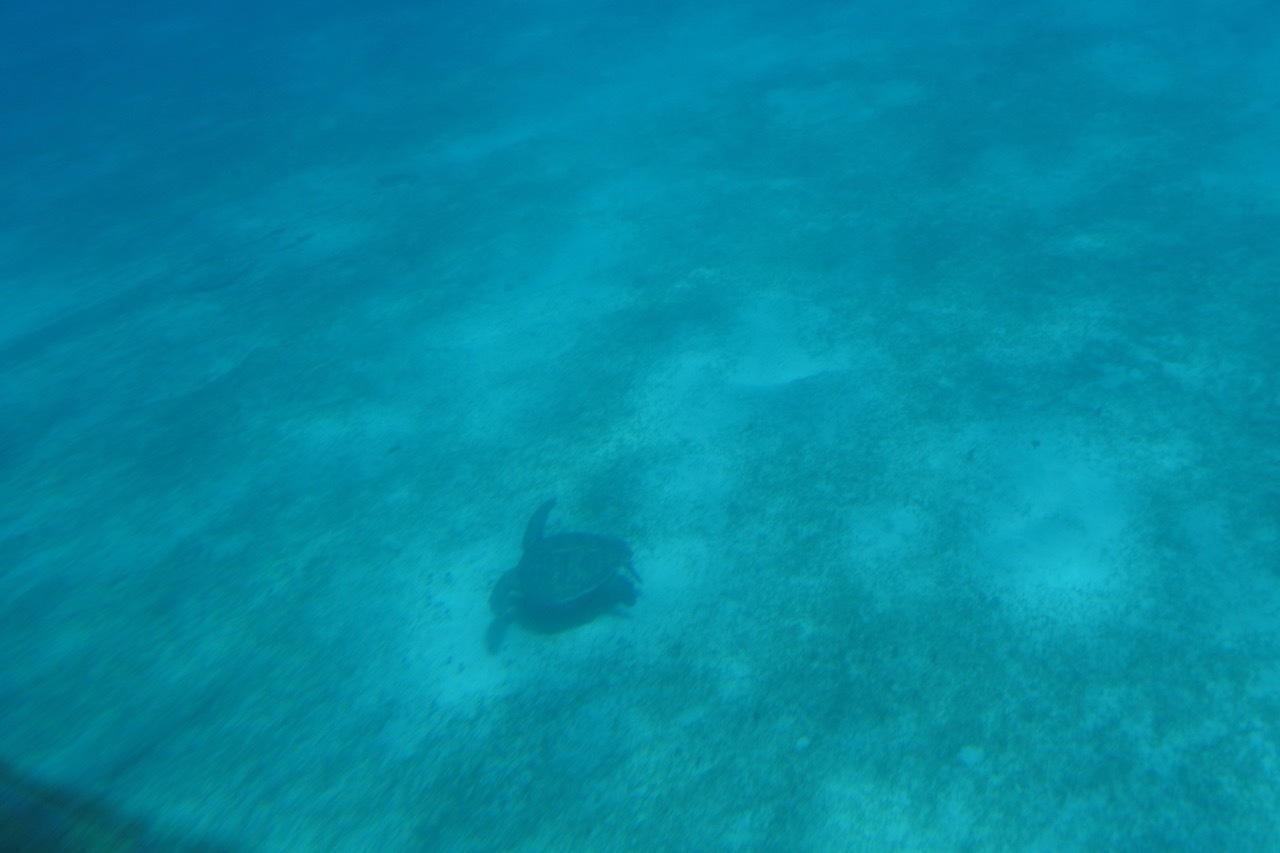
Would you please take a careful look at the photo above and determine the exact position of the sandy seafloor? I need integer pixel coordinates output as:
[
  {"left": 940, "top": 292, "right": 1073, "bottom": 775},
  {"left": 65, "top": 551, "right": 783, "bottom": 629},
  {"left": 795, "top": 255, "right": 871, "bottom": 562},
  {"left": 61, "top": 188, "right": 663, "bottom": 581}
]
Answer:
[{"left": 2, "top": 0, "right": 1279, "bottom": 849}]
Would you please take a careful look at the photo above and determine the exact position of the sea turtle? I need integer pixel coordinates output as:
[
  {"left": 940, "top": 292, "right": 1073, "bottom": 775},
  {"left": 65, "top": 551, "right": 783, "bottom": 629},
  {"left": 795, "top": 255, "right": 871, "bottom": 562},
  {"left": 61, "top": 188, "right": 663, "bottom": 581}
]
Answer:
[{"left": 487, "top": 499, "right": 640, "bottom": 647}]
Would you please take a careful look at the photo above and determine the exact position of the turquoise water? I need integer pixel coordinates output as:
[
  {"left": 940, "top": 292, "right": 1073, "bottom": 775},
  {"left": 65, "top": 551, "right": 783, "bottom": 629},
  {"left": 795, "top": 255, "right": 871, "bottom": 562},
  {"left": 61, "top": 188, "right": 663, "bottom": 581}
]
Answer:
[{"left": 2, "top": 0, "right": 1278, "bottom": 848}]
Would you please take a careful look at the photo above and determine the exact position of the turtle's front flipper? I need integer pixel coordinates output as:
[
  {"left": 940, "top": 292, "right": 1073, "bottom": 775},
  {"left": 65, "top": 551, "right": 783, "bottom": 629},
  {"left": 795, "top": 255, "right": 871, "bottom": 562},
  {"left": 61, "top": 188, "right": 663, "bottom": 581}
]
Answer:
[
  {"left": 485, "top": 616, "right": 511, "bottom": 653},
  {"left": 606, "top": 574, "right": 638, "bottom": 607},
  {"left": 522, "top": 498, "right": 557, "bottom": 552},
  {"left": 486, "top": 569, "right": 519, "bottom": 653},
  {"left": 489, "top": 569, "right": 518, "bottom": 616}
]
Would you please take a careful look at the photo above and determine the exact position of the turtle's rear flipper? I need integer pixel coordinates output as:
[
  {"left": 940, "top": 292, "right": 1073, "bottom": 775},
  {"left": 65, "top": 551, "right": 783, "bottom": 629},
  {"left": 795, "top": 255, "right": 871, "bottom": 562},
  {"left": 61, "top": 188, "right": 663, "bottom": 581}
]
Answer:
[{"left": 605, "top": 574, "right": 638, "bottom": 607}]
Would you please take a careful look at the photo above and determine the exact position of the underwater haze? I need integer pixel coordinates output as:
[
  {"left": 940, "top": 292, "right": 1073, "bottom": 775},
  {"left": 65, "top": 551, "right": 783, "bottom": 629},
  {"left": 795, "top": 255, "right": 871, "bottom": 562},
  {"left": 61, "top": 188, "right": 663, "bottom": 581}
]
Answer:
[{"left": 2, "top": 0, "right": 1279, "bottom": 848}]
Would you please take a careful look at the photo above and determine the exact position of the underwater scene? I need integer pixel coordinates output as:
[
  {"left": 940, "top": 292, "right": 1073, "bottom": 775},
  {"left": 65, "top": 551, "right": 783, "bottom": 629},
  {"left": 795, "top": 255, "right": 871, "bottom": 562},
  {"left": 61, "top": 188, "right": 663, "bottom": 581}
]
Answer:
[{"left": 2, "top": 0, "right": 1278, "bottom": 849}]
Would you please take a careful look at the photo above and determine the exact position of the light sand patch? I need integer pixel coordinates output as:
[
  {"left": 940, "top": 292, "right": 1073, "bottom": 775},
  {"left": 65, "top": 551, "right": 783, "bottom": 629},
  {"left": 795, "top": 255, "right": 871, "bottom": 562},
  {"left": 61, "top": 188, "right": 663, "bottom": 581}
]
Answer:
[
  {"left": 722, "top": 290, "right": 846, "bottom": 389},
  {"left": 395, "top": 540, "right": 515, "bottom": 719},
  {"left": 632, "top": 348, "right": 737, "bottom": 439},
  {"left": 715, "top": 654, "right": 760, "bottom": 704},
  {"left": 637, "top": 535, "right": 721, "bottom": 609},
  {"left": 817, "top": 758, "right": 991, "bottom": 849},
  {"left": 844, "top": 502, "right": 936, "bottom": 606},
  {"left": 977, "top": 435, "right": 1140, "bottom": 629},
  {"left": 817, "top": 775, "right": 925, "bottom": 848}
]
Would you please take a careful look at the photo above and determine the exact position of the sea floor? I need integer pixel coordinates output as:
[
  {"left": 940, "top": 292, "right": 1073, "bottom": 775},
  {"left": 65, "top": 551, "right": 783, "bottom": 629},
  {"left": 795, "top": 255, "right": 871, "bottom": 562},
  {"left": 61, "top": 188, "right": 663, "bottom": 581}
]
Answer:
[{"left": 2, "top": 0, "right": 1279, "bottom": 849}]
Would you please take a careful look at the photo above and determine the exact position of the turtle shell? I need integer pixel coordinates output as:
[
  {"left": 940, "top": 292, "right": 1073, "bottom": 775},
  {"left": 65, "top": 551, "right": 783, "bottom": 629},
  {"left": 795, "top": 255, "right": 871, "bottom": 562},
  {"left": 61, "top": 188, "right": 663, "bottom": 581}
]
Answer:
[{"left": 517, "top": 532, "right": 633, "bottom": 607}]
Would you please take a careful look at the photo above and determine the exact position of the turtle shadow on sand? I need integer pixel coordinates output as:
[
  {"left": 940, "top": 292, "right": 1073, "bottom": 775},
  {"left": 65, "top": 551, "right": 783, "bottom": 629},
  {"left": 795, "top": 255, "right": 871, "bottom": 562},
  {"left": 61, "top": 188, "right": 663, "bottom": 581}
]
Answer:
[{"left": 486, "top": 498, "right": 640, "bottom": 653}]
